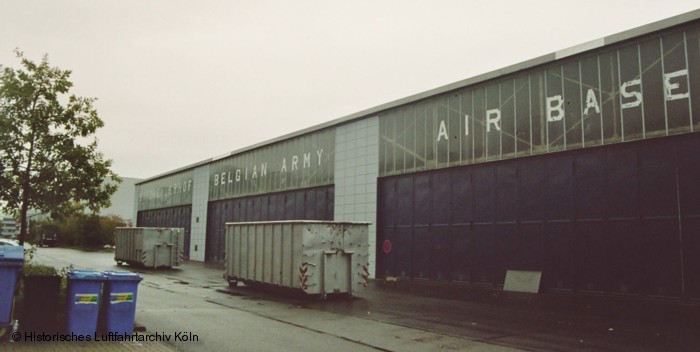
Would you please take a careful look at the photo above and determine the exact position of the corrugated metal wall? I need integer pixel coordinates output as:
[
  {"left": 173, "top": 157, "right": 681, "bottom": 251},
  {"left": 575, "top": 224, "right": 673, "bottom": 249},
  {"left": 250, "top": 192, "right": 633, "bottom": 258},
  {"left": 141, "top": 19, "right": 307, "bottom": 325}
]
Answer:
[
  {"left": 205, "top": 185, "right": 334, "bottom": 262},
  {"left": 377, "top": 133, "right": 700, "bottom": 299},
  {"left": 136, "top": 205, "right": 192, "bottom": 259}
]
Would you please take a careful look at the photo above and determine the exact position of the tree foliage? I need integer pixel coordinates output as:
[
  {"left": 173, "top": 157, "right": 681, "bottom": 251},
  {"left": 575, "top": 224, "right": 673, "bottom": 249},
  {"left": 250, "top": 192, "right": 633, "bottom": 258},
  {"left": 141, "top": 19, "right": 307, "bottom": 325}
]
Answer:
[
  {"left": 0, "top": 50, "right": 120, "bottom": 244},
  {"left": 30, "top": 214, "right": 125, "bottom": 249}
]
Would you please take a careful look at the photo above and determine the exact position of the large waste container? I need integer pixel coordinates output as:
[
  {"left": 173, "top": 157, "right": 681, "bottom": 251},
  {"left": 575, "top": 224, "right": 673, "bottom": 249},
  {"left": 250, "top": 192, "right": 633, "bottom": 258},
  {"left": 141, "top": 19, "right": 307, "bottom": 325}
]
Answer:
[
  {"left": 224, "top": 221, "right": 370, "bottom": 297},
  {"left": 0, "top": 246, "right": 24, "bottom": 334},
  {"left": 114, "top": 227, "right": 185, "bottom": 268},
  {"left": 66, "top": 270, "right": 105, "bottom": 336},
  {"left": 100, "top": 271, "right": 143, "bottom": 335}
]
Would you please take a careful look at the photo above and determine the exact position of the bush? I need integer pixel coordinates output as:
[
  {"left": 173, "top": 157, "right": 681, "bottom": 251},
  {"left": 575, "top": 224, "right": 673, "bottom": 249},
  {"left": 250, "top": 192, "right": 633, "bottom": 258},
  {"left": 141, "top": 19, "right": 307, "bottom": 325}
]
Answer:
[
  {"left": 30, "top": 214, "right": 126, "bottom": 249},
  {"left": 22, "top": 263, "right": 58, "bottom": 276}
]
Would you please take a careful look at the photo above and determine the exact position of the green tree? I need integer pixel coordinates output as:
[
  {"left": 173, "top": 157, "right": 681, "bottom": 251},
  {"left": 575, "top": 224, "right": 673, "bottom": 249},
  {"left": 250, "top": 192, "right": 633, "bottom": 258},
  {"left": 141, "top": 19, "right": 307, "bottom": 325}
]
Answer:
[{"left": 0, "top": 50, "right": 120, "bottom": 245}]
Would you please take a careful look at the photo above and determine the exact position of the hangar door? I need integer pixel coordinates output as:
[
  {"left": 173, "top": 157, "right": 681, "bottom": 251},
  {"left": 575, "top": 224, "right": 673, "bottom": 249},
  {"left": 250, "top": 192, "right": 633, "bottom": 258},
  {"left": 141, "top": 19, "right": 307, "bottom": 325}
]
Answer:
[
  {"left": 205, "top": 185, "right": 334, "bottom": 262},
  {"left": 137, "top": 205, "right": 192, "bottom": 260},
  {"left": 377, "top": 133, "right": 700, "bottom": 299}
]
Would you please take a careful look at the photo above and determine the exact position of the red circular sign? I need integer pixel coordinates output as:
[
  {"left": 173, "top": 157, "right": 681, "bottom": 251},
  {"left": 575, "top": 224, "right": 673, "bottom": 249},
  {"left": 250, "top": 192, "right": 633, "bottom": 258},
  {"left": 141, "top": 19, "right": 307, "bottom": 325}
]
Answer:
[{"left": 382, "top": 240, "right": 392, "bottom": 254}]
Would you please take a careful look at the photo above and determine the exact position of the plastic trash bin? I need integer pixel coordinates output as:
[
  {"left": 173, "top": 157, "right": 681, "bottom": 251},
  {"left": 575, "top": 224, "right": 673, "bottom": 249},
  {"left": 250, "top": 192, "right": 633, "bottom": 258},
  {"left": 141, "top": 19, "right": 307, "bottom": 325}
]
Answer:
[
  {"left": 0, "top": 247, "right": 24, "bottom": 327},
  {"left": 100, "top": 271, "right": 143, "bottom": 335},
  {"left": 22, "top": 275, "right": 61, "bottom": 334},
  {"left": 66, "top": 270, "right": 105, "bottom": 336}
]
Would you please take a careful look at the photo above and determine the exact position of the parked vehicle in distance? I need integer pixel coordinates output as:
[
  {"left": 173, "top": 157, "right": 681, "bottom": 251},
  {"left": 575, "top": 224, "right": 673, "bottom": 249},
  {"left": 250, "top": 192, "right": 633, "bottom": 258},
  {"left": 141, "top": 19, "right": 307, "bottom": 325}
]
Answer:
[
  {"left": 0, "top": 238, "right": 20, "bottom": 246},
  {"left": 39, "top": 234, "right": 58, "bottom": 247}
]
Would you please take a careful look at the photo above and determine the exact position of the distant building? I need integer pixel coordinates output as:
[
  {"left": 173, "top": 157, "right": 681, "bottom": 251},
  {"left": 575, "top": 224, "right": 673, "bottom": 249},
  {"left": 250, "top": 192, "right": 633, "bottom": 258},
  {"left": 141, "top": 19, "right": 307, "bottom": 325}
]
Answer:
[
  {"left": 0, "top": 215, "right": 18, "bottom": 238},
  {"left": 102, "top": 177, "right": 141, "bottom": 225}
]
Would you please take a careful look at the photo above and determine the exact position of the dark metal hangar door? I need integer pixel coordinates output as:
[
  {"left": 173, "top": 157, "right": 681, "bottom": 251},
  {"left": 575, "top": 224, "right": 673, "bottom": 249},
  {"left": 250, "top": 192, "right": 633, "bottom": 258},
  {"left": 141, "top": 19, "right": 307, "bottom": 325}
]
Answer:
[{"left": 376, "top": 133, "right": 700, "bottom": 299}]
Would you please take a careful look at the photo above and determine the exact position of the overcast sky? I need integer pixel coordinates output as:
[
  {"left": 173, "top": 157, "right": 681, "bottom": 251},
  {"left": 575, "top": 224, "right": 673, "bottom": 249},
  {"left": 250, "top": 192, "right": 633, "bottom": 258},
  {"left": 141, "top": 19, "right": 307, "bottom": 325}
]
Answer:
[{"left": 1, "top": 1, "right": 698, "bottom": 179}]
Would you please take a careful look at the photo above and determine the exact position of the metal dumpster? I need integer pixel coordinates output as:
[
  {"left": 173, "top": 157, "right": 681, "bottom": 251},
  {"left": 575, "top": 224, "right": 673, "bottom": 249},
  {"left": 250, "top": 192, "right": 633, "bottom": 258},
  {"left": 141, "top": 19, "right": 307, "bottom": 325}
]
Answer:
[
  {"left": 114, "top": 227, "right": 185, "bottom": 268},
  {"left": 224, "top": 221, "right": 370, "bottom": 297}
]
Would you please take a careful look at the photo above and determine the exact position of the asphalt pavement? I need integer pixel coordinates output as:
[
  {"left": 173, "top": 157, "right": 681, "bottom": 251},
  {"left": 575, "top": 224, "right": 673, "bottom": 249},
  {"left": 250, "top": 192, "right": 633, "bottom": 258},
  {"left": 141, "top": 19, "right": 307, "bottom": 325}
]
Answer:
[{"left": 2, "top": 247, "right": 699, "bottom": 351}]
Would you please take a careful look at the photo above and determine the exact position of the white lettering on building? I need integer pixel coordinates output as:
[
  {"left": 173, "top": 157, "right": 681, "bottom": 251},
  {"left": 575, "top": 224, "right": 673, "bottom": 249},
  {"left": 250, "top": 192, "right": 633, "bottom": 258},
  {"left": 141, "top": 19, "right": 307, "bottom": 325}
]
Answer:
[
  {"left": 547, "top": 95, "right": 565, "bottom": 122},
  {"left": 664, "top": 69, "right": 689, "bottom": 101},
  {"left": 436, "top": 68, "right": 694, "bottom": 142},
  {"left": 437, "top": 120, "right": 449, "bottom": 141},
  {"left": 584, "top": 89, "right": 601, "bottom": 116},
  {"left": 214, "top": 149, "right": 325, "bottom": 189},
  {"left": 303, "top": 152, "right": 311, "bottom": 168},
  {"left": 316, "top": 149, "right": 324, "bottom": 165},
  {"left": 621, "top": 78, "right": 642, "bottom": 108},
  {"left": 486, "top": 109, "right": 501, "bottom": 132}
]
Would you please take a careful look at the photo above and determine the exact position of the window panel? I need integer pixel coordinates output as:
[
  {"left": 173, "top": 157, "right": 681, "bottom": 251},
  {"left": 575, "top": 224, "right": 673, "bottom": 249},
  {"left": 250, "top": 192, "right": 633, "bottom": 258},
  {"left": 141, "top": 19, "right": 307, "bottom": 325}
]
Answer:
[
  {"left": 581, "top": 55, "right": 602, "bottom": 147},
  {"left": 301, "top": 135, "right": 310, "bottom": 188},
  {"left": 515, "top": 75, "right": 531, "bottom": 154},
  {"left": 405, "top": 107, "right": 416, "bottom": 173},
  {"left": 687, "top": 28, "right": 700, "bottom": 129},
  {"left": 415, "top": 105, "right": 426, "bottom": 170},
  {"left": 564, "top": 61, "right": 582, "bottom": 149},
  {"left": 460, "top": 90, "right": 474, "bottom": 164},
  {"left": 379, "top": 115, "right": 386, "bottom": 175},
  {"left": 473, "top": 87, "right": 486, "bottom": 161},
  {"left": 385, "top": 112, "right": 396, "bottom": 175},
  {"left": 425, "top": 100, "right": 437, "bottom": 169},
  {"left": 395, "top": 110, "right": 405, "bottom": 173},
  {"left": 662, "top": 31, "right": 692, "bottom": 133},
  {"left": 500, "top": 79, "right": 515, "bottom": 157},
  {"left": 546, "top": 66, "right": 565, "bottom": 151},
  {"left": 486, "top": 83, "right": 501, "bottom": 160},
  {"left": 530, "top": 71, "right": 546, "bottom": 153},
  {"left": 639, "top": 38, "right": 665, "bottom": 137},
  {"left": 600, "top": 50, "right": 621, "bottom": 142},
  {"left": 448, "top": 93, "right": 461, "bottom": 165},
  {"left": 437, "top": 96, "right": 449, "bottom": 167},
  {"left": 618, "top": 44, "right": 644, "bottom": 141}
]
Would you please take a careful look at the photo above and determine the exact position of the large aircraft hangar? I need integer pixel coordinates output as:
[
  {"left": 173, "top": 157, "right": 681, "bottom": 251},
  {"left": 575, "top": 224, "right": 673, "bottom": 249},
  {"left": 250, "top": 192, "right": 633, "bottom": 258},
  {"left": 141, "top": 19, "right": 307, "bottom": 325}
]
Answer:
[{"left": 136, "top": 9, "right": 700, "bottom": 299}]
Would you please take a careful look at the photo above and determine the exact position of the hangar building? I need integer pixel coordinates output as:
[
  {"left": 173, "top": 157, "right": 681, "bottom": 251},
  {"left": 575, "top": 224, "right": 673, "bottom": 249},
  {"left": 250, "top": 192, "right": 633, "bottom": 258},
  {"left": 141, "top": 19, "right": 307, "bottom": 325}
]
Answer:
[{"left": 135, "top": 10, "right": 700, "bottom": 299}]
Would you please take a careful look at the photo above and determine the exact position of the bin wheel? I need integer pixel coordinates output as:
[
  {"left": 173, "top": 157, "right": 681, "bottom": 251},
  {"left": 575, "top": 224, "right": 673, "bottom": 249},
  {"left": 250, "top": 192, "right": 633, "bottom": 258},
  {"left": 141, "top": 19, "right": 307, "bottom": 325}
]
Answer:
[
  {"left": 116, "top": 261, "right": 123, "bottom": 266},
  {"left": 0, "top": 326, "right": 8, "bottom": 342}
]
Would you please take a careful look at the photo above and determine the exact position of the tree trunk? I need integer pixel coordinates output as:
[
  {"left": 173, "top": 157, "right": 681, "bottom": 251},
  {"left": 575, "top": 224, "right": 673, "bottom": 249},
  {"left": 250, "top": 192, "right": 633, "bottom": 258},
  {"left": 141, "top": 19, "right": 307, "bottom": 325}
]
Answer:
[
  {"left": 19, "top": 130, "right": 35, "bottom": 246},
  {"left": 19, "top": 191, "right": 29, "bottom": 245}
]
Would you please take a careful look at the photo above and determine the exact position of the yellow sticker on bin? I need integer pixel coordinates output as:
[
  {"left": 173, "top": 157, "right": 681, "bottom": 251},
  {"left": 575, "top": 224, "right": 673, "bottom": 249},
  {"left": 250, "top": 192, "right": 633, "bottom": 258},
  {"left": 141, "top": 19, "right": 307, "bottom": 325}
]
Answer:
[
  {"left": 74, "top": 294, "right": 98, "bottom": 304},
  {"left": 110, "top": 292, "right": 134, "bottom": 304}
]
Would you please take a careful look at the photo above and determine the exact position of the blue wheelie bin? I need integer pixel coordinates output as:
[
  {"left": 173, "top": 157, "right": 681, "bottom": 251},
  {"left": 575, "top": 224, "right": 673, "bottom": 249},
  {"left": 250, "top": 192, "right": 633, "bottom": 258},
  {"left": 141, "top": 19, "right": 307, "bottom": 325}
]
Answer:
[
  {"left": 100, "top": 271, "right": 143, "bottom": 335},
  {"left": 0, "top": 246, "right": 24, "bottom": 334},
  {"left": 66, "top": 270, "right": 105, "bottom": 336}
]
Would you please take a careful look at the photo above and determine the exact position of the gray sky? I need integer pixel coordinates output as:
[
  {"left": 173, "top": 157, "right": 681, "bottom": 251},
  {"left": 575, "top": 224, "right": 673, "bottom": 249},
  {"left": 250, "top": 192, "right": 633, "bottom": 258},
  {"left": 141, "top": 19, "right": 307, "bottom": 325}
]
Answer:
[{"left": 1, "top": 0, "right": 698, "bottom": 179}]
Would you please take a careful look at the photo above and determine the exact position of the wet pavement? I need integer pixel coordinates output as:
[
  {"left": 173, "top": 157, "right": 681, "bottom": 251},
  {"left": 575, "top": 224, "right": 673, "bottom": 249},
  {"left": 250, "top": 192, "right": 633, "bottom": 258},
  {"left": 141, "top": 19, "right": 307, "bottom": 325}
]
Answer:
[
  {"left": 222, "top": 276, "right": 700, "bottom": 352},
  {"left": 3, "top": 247, "right": 700, "bottom": 351}
]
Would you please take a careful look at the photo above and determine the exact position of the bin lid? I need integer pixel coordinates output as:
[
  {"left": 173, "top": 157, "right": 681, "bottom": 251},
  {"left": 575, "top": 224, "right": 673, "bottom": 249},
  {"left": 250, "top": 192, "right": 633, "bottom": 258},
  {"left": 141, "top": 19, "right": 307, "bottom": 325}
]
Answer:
[
  {"left": 0, "top": 246, "right": 24, "bottom": 263},
  {"left": 103, "top": 270, "right": 143, "bottom": 282},
  {"left": 67, "top": 269, "right": 105, "bottom": 280}
]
